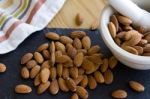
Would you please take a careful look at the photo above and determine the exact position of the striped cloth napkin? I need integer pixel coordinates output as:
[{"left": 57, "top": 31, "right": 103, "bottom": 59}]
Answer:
[{"left": 0, "top": 0, "right": 66, "bottom": 54}]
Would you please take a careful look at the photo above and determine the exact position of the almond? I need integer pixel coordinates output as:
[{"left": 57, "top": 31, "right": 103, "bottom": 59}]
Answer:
[
  {"left": 100, "top": 58, "right": 108, "bottom": 73},
  {"left": 71, "top": 93, "right": 79, "bottom": 99},
  {"left": 74, "top": 75, "right": 84, "bottom": 85},
  {"left": 111, "top": 89, "right": 127, "bottom": 99},
  {"left": 34, "top": 52, "right": 44, "bottom": 64},
  {"left": 58, "top": 77, "right": 69, "bottom": 92},
  {"left": 114, "top": 37, "right": 122, "bottom": 46},
  {"left": 40, "top": 68, "right": 50, "bottom": 83},
  {"left": 133, "top": 46, "right": 143, "bottom": 55},
  {"left": 70, "top": 67, "right": 78, "bottom": 79},
  {"left": 26, "top": 60, "right": 37, "bottom": 69},
  {"left": 87, "top": 45, "right": 100, "bottom": 55},
  {"left": 71, "top": 31, "right": 86, "bottom": 39},
  {"left": 30, "top": 65, "right": 41, "bottom": 79},
  {"left": 88, "top": 75, "right": 97, "bottom": 90},
  {"left": 62, "top": 67, "right": 69, "bottom": 79},
  {"left": 78, "top": 68, "right": 85, "bottom": 75},
  {"left": 74, "top": 52, "right": 84, "bottom": 67},
  {"left": 86, "top": 54, "right": 103, "bottom": 65},
  {"left": 15, "top": 84, "right": 32, "bottom": 94},
  {"left": 75, "top": 13, "right": 84, "bottom": 25},
  {"left": 0, "top": 63, "right": 6, "bottom": 73},
  {"left": 55, "top": 42, "right": 66, "bottom": 52},
  {"left": 21, "top": 67, "right": 29, "bottom": 79},
  {"left": 21, "top": 53, "right": 33, "bottom": 64},
  {"left": 143, "top": 44, "right": 150, "bottom": 52},
  {"left": 50, "top": 41, "right": 55, "bottom": 66},
  {"left": 77, "top": 49, "right": 87, "bottom": 55},
  {"left": 34, "top": 74, "right": 41, "bottom": 86},
  {"left": 80, "top": 75, "right": 88, "bottom": 88},
  {"left": 73, "top": 38, "right": 82, "bottom": 49},
  {"left": 57, "top": 64, "right": 63, "bottom": 77},
  {"left": 129, "top": 81, "right": 145, "bottom": 92},
  {"left": 104, "top": 69, "right": 113, "bottom": 85},
  {"left": 50, "top": 67, "right": 57, "bottom": 80},
  {"left": 49, "top": 79, "right": 59, "bottom": 95},
  {"left": 56, "top": 55, "right": 71, "bottom": 63},
  {"left": 108, "top": 22, "right": 116, "bottom": 38},
  {"left": 94, "top": 71, "right": 104, "bottom": 84},
  {"left": 117, "top": 15, "right": 132, "bottom": 25},
  {"left": 123, "top": 25, "right": 133, "bottom": 31},
  {"left": 63, "top": 60, "right": 74, "bottom": 68},
  {"left": 82, "top": 36, "right": 91, "bottom": 49},
  {"left": 108, "top": 56, "right": 118, "bottom": 69},
  {"left": 111, "top": 15, "right": 119, "bottom": 32},
  {"left": 60, "top": 36, "right": 73, "bottom": 44},
  {"left": 76, "top": 86, "right": 88, "bottom": 99},
  {"left": 41, "top": 60, "right": 51, "bottom": 69},
  {"left": 67, "top": 45, "right": 77, "bottom": 59},
  {"left": 66, "top": 77, "right": 77, "bottom": 92},
  {"left": 42, "top": 50, "right": 50, "bottom": 59},
  {"left": 45, "top": 32, "right": 60, "bottom": 40},
  {"left": 144, "top": 33, "right": 150, "bottom": 43},
  {"left": 122, "top": 46, "right": 138, "bottom": 55},
  {"left": 37, "top": 81, "right": 50, "bottom": 94},
  {"left": 37, "top": 43, "right": 49, "bottom": 52}
]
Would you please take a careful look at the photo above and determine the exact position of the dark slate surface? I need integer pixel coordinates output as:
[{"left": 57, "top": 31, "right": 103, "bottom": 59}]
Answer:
[{"left": 0, "top": 28, "right": 150, "bottom": 99}]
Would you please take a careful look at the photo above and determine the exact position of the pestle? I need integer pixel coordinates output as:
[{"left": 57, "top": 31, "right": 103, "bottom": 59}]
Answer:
[{"left": 108, "top": 0, "right": 150, "bottom": 30}]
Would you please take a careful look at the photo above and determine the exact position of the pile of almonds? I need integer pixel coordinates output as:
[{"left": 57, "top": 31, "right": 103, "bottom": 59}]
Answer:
[
  {"left": 108, "top": 14, "right": 150, "bottom": 56},
  {"left": 17, "top": 31, "right": 119, "bottom": 98}
]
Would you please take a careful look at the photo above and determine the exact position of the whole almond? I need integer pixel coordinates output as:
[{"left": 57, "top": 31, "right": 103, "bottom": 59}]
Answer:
[
  {"left": 34, "top": 74, "right": 41, "bottom": 86},
  {"left": 42, "top": 50, "right": 50, "bottom": 59},
  {"left": 82, "top": 36, "right": 91, "bottom": 49},
  {"left": 40, "top": 68, "right": 50, "bottom": 83},
  {"left": 108, "top": 22, "right": 116, "bottom": 38},
  {"left": 30, "top": 65, "right": 41, "bottom": 79},
  {"left": 34, "top": 52, "right": 44, "bottom": 64},
  {"left": 74, "top": 75, "right": 84, "bottom": 85},
  {"left": 15, "top": 84, "right": 32, "bottom": 94},
  {"left": 66, "top": 77, "right": 77, "bottom": 92},
  {"left": 94, "top": 71, "right": 104, "bottom": 84},
  {"left": 87, "top": 45, "right": 100, "bottom": 55},
  {"left": 50, "top": 67, "right": 57, "bottom": 80},
  {"left": 38, "top": 81, "right": 50, "bottom": 94},
  {"left": 80, "top": 75, "right": 88, "bottom": 88},
  {"left": 45, "top": 32, "right": 60, "bottom": 40},
  {"left": 100, "top": 58, "right": 109, "bottom": 73},
  {"left": 70, "top": 67, "right": 78, "bottom": 79},
  {"left": 67, "top": 45, "right": 77, "bottom": 59},
  {"left": 55, "top": 42, "right": 66, "bottom": 52},
  {"left": 60, "top": 36, "right": 73, "bottom": 44},
  {"left": 73, "top": 38, "right": 82, "bottom": 49},
  {"left": 62, "top": 67, "right": 69, "bottom": 79},
  {"left": 117, "top": 15, "right": 132, "bottom": 25},
  {"left": 122, "top": 46, "right": 138, "bottom": 55},
  {"left": 21, "top": 67, "right": 29, "bottom": 79},
  {"left": 21, "top": 53, "right": 33, "bottom": 64},
  {"left": 71, "top": 93, "right": 79, "bottom": 99},
  {"left": 58, "top": 78, "right": 69, "bottom": 92},
  {"left": 0, "top": 63, "right": 6, "bottom": 73},
  {"left": 133, "top": 46, "right": 143, "bottom": 55},
  {"left": 123, "top": 25, "right": 133, "bottom": 31},
  {"left": 50, "top": 41, "right": 55, "bottom": 66},
  {"left": 37, "top": 43, "right": 49, "bottom": 52},
  {"left": 74, "top": 52, "right": 84, "bottom": 67},
  {"left": 77, "top": 49, "right": 87, "bottom": 55},
  {"left": 63, "top": 60, "right": 74, "bottom": 68},
  {"left": 71, "top": 31, "right": 86, "bottom": 39},
  {"left": 108, "top": 56, "right": 118, "bottom": 69},
  {"left": 57, "top": 64, "right": 63, "bottom": 77},
  {"left": 49, "top": 79, "right": 59, "bottom": 95},
  {"left": 129, "top": 81, "right": 145, "bottom": 92},
  {"left": 104, "top": 69, "right": 113, "bottom": 85},
  {"left": 76, "top": 86, "right": 88, "bottom": 99},
  {"left": 91, "top": 20, "right": 99, "bottom": 30},
  {"left": 112, "top": 89, "right": 127, "bottom": 99},
  {"left": 75, "top": 13, "right": 84, "bottom": 25},
  {"left": 41, "top": 60, "right": 51, "bottom": 69},
  {"left": 26, "top": 60, "right": 37, "bottom": 69},
  {"left": 88, "top": 75, "right": 97, "bottom": 90},
  {"left": 111, "top": 15, "right": 119, "bottom": 32},
  {"left": 114, "top": 37, "right": 122, "bottom": 46},
  {"left": 86, "top": 54, "right": 103, "bottom": 65},
  {"left": 56, "top": 55, "right": 71, "bottom": 63}
]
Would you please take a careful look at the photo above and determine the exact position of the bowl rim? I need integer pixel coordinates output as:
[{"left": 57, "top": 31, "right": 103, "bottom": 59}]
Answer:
[{"left": 100, "top": 5, "right": 150, "bottom": 64}]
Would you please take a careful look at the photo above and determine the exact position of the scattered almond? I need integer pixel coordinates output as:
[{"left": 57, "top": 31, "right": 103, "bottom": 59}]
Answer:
[
  {"left": 112, "top": 89, "right": 127, "bottom": 99},
  {"left": 0, "top": 63, "right": 6, "bottom": 73},
  {"left": 129, "top": 81, "right": 145, "bottom": 92},
  {"left": 88, "top": 75, "right": 97, "bottom": 90},
  {"left": 15, "top": 84, "right": 32, "bottom": 94},
  {"left": 45, "top": 32, "right": 60, "bottom": 40},
  {"left": 21, "top": 67, "right": 29, "bottom": 79}
]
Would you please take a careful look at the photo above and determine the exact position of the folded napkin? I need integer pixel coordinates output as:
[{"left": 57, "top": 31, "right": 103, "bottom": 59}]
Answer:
[{"left": 0, "top": 0, "right": 66, "bottom": 54}]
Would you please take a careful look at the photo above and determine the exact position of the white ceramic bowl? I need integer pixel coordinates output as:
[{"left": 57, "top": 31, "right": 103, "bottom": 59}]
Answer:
[{"left": 100, "top": 0, "right": 150, "bottom": 70}]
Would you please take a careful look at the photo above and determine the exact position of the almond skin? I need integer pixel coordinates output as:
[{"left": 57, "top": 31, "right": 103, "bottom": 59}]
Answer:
[
  {"left": 37, "top": 43, "right": 49, "bottom": 52},
  {"left": 60, "top": 36, "right": 73, "bottom": 44},
  {"left": 66, "top": 77, "right": 77, "bottom": 92},
  {"left": 74, "top": 52, "right": 84, "bottom": 67},
  {"left": 75, "top": 13, "right": 84, "bottom": 25},
  {"left": 71, "top": 93, "right": 79, "bottom": 99},
  {"left": 58, "top": 78, "right": 69, "bottom": 92},
  {"left": 71, "top": 31, "right": 86, "bottom": 39},
  {"left": 40, "top": 68, "right": 50, "bottom": 83},
  {"left": 111, "top": 89, "right": 127, "bottom": 99},
  {"left": 82, "top": 36, "right": 91, "bottom": 49},
  {"left": 21, "top": 53, "right": 33, "bottom": 64},
  {"left": 30, "top": 65, "right": 41, "bottom": 79},
  {"left": 37, "top": 81, "right": 50, "bottom": 94},
  {"left": 129, "top": 81, "right": 145, "bottom": 92},
  {"left": 108, "top": 22, "right": 116, "bottom": 38},
  {"left": 26, "top": 60, "right": 37, "bottom": 69},
  {"left": 45, "top": 32, "right": 60, "bottom": 40},
  {"left": 15, "top": 84, "right": 32, "bottom": 94},
  {"left": 76, "top": 86, "right": 88, "bottom": 99},
  {"left": 49, "top": 79, "right": 59, "bottom": 95},
  {"left": 88, "top": 75, "right": 97, "bottom": 90},
  {"left": 21, "top": 67, "right": 29, "bottom": 79},
  {"left": 104, "top": 69, "right": 113, "bottom": 85},
  {"left": 0, "top": 63, "right": 6, "bottom": 73},
  {"left": 34, "top": 52, "right": 44, "bottom": 64}
]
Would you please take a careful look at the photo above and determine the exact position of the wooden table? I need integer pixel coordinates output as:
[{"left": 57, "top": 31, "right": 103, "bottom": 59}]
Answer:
[{"left": 48, "top": 0, "right": 107, "bottom": 29}]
